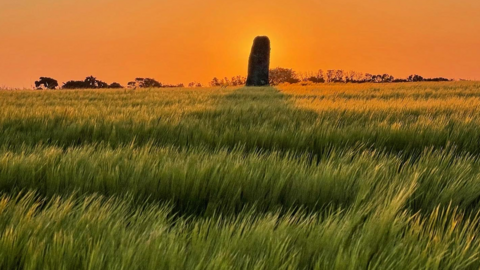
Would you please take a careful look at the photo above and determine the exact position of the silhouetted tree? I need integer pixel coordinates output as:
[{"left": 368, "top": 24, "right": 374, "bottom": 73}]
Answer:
[
  {"left": 127, "top": 81, "right": 136, "bottom": 88},
  {"left": 269, "top": 67, "right": 300, "bottom": 85},
  {"left": 35, "top": 77, "right": 58, "bottom": 89},
  {"left": 223, "top": 77, "right": 230, "bottom": 86},
  {"left": 84, "top": 76, "right": 97, "bottom": 88},
  {"left": 62, "top": 80, "right": 88, "bottom": 89},
  {"left": 134, "top": 78, "right": 144, "bottom": 88},
  {"left": 232, "top": 76, "right": 246, "bottom": 86},
  {"left": 84, "top": 76, "right": 108, "bottom": 88},
  {"left": 354, "top": 72, "right": 365, "bottom": 82},
  {"left": 381, "top": 74, "right": 394, "bottom": 82},
  {"left": 326, "top": 70, "right": 335, "bottom": 83},
  {"left": 128, "top": 78, "right": 162, "bottom": 88},
  {"left": 408, "top": 74, "right": 424, "bottom": 82},
  {"left": 345, "top": 71, "right": 356, "bottom": 83},
  {"left": 317, "top": 69, "right": 325, "bottom": 81},
  {"left": 334, "top": 70, "right": 344, "bottom": 83},
  {"left": 300, "top": 70, "right": 325, "bottom": 83},
  {"left": 143, "top": 78, "right": 162, "bottom": 88},
  {"left": 364, "top": 73, "right": 373, "bottom": 82},
  {"left": 62, "top": 76, "right": 112, "bottom": 89},
  {"left": 210, "top": 77, "right": 221, "bottom": 87},
  {"left": 97, "top": 81, "right": 109, "bottom": 88},
  {"left": 424, "top": 77, "right": 450, "bottom": 82},
  {"left": 371, "top": 74, "right": 382, "bottom": 83},
  {"left": 108, "top": 82, "right": 123, "bottom": 88},
  {"left": 306, "top": 76, "right": 325, "bottom": 83}
]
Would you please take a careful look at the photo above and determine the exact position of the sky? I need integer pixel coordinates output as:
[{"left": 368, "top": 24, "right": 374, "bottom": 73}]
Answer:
[{"left": 1, "top": 0, "right": 479, "bottom": 88}]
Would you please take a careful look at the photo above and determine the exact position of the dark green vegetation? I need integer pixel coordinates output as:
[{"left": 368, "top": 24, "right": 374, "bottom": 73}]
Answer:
[{"left": 1, "top": 83, "right": 480, "bottom": 269}]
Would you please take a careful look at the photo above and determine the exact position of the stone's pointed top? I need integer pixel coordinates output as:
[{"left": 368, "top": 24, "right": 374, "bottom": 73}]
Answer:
[{"left": 246, "top": 36, "right": 271, "bottom": 87}]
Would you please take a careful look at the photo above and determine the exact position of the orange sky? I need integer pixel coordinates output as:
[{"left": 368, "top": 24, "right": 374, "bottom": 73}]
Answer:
[{"left": 1, "top": 0, "right": 479, "bottom": 88}]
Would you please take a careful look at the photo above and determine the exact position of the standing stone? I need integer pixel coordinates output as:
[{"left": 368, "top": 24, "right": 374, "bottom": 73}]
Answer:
[{"left": 246, "top": 36, "right": 270, "bottom": 86}]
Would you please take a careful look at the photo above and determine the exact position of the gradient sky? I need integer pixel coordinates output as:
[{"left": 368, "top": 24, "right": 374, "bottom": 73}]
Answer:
[{"left": 1, "top": 0, "right": 479, "bottom": 88}]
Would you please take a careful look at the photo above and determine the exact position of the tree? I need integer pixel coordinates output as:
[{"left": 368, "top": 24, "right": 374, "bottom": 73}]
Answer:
[
  {"left": 62, "top": 76, "right": 111, "bottom": 89},
  {"left": 231, "top": 76, "right": 246, "bottom": 86},
  {"left": 62, "top": 80, "right": 88, "bottom": 89},
  {"left": 326, "top": 70, "right": 335, "bottom": 83},
  {"left": 143, "top": 78, "right": 162, "bottom": 88},
  {"left": 129, "top": 78, "right": 144, "bottom": 88},
  {"left": 424, "top": 77, "right": 450, "bottom": 82},
  {"left": 223, "top": 77, "right": 230, "bottom": 87},
  {"left": 35, "top": 77, "right": 58, "bottom": 89},
  {"left": 345, "top": 71, "right": 356, "bottom": 83},
  {"left": 354, "top": 72, "right": 365, "bottom": 82},
  {"left": 372, "top": 74, "right": 383, "bottom": 83},
  {"left": 381, "top": 74, "right": 394, "bottom": 83},
  {"left": 299, "top": 70, "right": 325, "bottom": 83},
  {"left": 364, "top": 73, "right": 373, "bottom": 82},
  {"left": 269, "top": 67, "right": 300, "bottom": 85},
  {"left": 334, "top": 70, "right": 345, "bottom": 83},
  {"left": 210, "top": 77, "right": 221, "bottom": 87},
  {"left": 108, "top": 82, "right": 123, "bottom": 88},
  {"left": 83, "top": 76, "right": 109, "bottom": 88},
  {"left": 96, "top": 80, "right": 109, "bottom": 88},
  {"left": 408, "top": 74, "right": 424, "bottom": 82},
  {"left": 84, "top": 76, "right": 97, "bottom": 88},
  {"left": 317, "top": 70, "right": 324, "bottom": 81},
  {"left": 306, "top": 76, "right": 324, "bottom": 83},
  {"left": 128, "top": 78, "right": 162, "bottom": 88},
  {"left": 127, "top": 81, "right": 136, "bottom": 88}
]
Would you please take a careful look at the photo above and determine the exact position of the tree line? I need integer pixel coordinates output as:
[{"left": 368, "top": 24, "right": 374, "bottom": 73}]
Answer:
[
  {"left": 34, "top": 76, "right": 188, "bottom": 90},
  {"left": 34, "top": 68, "right": 452, "bottom": 90},
  {"left": 210, "top": 68, "right": 451, "bottom": 86},
  {"left": 35, "top": 76, "right": 122, "bottom": 90},
  {"left": 208, "top": 76, "right": 247, "bottom": 87}
]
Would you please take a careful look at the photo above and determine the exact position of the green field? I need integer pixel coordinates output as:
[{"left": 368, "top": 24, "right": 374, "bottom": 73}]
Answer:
[{"left": 1, "top": 82, "right": 480, "bottom": 269}]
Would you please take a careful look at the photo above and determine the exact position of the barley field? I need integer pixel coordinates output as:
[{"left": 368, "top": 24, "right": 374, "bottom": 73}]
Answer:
[{"left": 1, "top": 82, "right": 480, "bottom": 269}]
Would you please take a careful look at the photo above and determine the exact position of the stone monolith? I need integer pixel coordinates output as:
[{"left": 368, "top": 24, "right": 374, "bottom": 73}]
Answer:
[{"left": 246, "top": 36, "right": 270, "bottom": 86}]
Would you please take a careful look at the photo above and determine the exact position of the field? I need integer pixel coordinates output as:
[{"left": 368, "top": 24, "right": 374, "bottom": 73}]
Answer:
[{"left": 1, "top": 82, "right": 480, "bottom": 269}]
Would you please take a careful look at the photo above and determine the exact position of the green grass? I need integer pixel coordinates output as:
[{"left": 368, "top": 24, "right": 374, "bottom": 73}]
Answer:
[{"left": 1, "top": 83, "right": 480, "bottom": 269}]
